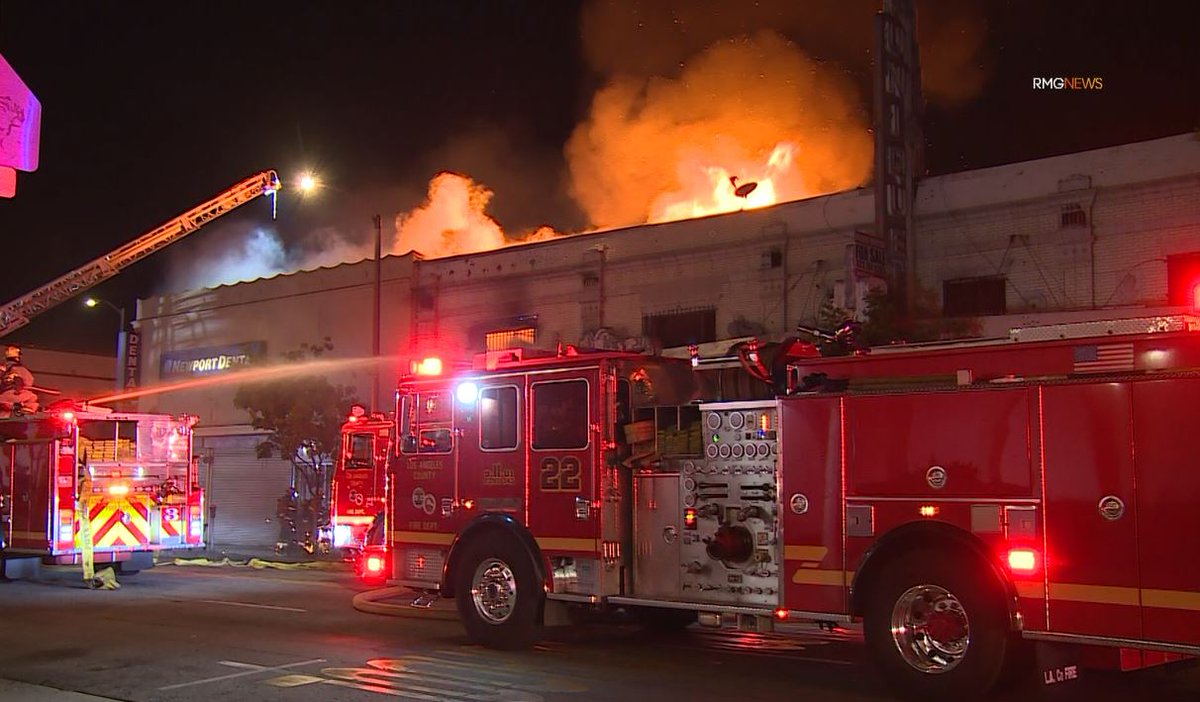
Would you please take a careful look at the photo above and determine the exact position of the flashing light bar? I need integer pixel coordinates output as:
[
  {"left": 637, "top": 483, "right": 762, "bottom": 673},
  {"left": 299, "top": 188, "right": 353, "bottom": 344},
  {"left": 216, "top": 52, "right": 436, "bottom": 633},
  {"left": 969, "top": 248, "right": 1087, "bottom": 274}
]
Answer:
[{"left": 413, "top": 357, "right": 443, "bottom": 376}]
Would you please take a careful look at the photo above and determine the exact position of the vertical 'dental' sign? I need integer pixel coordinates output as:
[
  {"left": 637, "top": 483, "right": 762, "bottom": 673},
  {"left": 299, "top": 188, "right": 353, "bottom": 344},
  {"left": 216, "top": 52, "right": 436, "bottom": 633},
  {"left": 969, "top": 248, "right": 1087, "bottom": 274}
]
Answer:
[
  {"left": 0, "top": 54, "right": 42, "bottom": 198},
  {"left": 873, "top": 0, "right": 922, "bottom": 308},
  {"left": 123, "top": 331, "right": 141, "bottom": 391}
]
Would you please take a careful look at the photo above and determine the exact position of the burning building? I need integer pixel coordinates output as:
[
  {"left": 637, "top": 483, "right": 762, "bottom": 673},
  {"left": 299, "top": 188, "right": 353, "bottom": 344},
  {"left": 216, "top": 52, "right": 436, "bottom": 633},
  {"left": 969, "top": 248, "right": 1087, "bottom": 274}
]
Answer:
[{"left": 127, "top": 133, "right": 1200, "bottom": 550}]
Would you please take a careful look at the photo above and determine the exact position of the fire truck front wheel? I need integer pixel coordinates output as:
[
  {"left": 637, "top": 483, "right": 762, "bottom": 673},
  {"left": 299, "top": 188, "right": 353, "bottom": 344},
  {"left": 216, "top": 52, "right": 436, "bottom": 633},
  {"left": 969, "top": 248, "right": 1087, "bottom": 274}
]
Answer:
[
  {"left": 863, "top": 548, "right": 1009, "bottom": 702},
  {"left": 454, "top": 534, "right": 544, "bottom": 650}
]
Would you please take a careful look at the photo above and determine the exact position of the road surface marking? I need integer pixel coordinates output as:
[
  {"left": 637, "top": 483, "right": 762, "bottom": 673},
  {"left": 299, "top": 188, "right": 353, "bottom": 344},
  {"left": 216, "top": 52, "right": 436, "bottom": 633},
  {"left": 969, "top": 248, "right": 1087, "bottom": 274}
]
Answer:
[
  {"left": 158, "top": 658, "right": 326, "bottom": 690},
  {"left": 196, "top": 598, "right": 308, "bottom": 612},
  {"left": 265, "top": 674, "right": 325, "bottom": 687}
]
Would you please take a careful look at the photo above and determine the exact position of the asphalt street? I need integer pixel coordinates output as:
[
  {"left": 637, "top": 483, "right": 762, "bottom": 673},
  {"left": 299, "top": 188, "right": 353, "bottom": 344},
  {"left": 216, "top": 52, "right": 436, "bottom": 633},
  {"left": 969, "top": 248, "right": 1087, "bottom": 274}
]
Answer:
[{"left": 0, "top": 561, "right": 1197, "bottom": 702}]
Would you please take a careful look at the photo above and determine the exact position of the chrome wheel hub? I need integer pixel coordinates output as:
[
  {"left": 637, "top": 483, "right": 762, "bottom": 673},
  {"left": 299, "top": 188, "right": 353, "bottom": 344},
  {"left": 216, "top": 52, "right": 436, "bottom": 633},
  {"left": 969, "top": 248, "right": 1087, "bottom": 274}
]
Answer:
[
  {"left": 471, "top": 557, "right": 517, "bottom": 624},
  {"left": 890, "top": 584, "right": 969, "bottom": 674}
]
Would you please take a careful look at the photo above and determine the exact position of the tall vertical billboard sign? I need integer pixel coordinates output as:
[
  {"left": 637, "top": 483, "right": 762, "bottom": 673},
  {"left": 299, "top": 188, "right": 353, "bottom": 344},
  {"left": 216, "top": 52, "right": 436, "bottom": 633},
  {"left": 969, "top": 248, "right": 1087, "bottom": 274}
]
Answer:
[{"left": 873, "top": 0, "right": 922, "bottom": 309}]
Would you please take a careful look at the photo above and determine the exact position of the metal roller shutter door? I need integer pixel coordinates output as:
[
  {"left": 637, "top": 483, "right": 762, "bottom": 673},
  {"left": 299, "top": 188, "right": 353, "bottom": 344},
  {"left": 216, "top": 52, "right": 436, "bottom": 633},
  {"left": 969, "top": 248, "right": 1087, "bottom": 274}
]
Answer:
[{"left": 199, "top": 435, "right": 292, "bottom": 549}]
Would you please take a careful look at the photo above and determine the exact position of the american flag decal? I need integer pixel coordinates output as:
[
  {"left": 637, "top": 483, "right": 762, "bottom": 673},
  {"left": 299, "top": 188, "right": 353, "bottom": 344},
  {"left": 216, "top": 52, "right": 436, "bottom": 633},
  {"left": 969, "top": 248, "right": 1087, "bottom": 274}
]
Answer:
[{"left": 1072, "top": 343, "right": 1135, "bottom": 373}]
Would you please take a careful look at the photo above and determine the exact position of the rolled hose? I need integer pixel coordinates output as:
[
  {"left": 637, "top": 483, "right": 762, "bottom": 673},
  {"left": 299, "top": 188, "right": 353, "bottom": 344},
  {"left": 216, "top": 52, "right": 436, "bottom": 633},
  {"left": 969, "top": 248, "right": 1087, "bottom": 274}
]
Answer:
[{"left": 351, "top": 585, "right": 459, "bottom": 621}]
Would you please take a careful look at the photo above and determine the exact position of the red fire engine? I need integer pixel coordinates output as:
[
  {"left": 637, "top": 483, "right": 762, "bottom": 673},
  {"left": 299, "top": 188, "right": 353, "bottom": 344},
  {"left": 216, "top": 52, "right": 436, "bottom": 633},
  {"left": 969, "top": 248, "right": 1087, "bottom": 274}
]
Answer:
[
  {"left": 380, "top": 314, "right": 1200, "bottom": 700},
  {"left": 331, "top": 404, "right": 390, "bottom": 568},
  {"left": 1, "top": 404, "right": 204, "bottom": 574}
]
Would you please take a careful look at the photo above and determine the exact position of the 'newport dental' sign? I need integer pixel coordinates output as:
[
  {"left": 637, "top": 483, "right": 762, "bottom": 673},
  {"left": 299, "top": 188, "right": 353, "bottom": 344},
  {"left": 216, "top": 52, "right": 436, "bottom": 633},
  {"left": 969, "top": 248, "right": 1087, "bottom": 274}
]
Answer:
[{"left": 160, "top": 341, "right": 267, "bottom": 378}]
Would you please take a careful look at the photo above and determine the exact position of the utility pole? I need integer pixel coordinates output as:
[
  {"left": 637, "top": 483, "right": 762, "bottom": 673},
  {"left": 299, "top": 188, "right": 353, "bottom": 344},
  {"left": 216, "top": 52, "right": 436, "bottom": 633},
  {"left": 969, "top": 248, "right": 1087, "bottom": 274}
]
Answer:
[{"left": 372, "top": 215, "right": 382, "bottom": 413}]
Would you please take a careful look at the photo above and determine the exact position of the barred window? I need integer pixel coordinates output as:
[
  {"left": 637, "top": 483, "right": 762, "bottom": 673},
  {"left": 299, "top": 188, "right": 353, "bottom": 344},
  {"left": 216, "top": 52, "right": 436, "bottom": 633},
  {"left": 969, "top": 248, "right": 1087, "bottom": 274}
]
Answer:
[{"left": 486, "top": 327, "right": 536, "bottom": 351}]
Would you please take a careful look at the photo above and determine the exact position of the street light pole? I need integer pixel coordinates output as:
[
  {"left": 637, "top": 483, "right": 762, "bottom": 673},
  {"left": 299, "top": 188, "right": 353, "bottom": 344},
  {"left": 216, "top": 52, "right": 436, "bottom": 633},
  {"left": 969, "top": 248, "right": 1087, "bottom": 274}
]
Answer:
[
  {"left": 84, "top": 297, "right": 127, "bottom": 391},
  {"left": 372, "top": 214, "right": 382, "bottom": 413}
]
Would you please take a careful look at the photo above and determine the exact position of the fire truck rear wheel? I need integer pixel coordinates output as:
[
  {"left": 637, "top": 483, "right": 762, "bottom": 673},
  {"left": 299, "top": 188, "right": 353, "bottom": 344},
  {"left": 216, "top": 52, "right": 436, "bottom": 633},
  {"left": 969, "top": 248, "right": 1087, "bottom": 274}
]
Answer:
[
  {"left": 863, "top": 548, "right": 1009, "bottom": 702},
  {"left": 455, "top": 534, "right": 544, "bottom": 650}
]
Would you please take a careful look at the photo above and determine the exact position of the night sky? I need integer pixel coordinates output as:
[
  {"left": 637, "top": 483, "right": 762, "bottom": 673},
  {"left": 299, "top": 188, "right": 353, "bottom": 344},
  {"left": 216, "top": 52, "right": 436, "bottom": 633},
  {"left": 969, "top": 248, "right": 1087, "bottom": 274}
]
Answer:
[{"left": 0, "top": 1, "right": 1196, "bottom": 355}]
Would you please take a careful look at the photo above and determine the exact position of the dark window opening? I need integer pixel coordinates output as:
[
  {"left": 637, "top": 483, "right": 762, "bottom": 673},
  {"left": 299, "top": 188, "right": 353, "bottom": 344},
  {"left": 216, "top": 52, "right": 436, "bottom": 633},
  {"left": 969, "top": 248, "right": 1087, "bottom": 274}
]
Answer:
[
  {"left": 642, "top": 308, "right": 717, "bottom": 348},
  {"left": 345, "top": 433, "right": 374, "bottom": 469},
  {"left": 532, "top": 380, "right": 588, "bottom": 450},
  {"left": 762, "top": 248, "right": 783, "bottom": 269},
  {"left": 1060, "top": 204, "right": 1087, "bottom": 228},
  {"left": 943, "top": 277, "right": 1007, "bottom": 316},
  {"left": 480, "top": 386, "right": 519, "bottom": 450},
  {"left": 399, "top": 392, "right": 453, "bottom": 455}
]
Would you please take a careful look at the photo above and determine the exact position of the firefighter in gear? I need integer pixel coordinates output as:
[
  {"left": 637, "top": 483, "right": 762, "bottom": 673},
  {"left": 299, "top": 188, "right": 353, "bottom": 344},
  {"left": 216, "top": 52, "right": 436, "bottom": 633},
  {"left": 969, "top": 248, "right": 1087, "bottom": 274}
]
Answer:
[
  {"left": 74, "top": 467, "right": 119, "bottom": 590},
  {"left": 3, "top": 345, "right": 22, "bottom": 375},
  {"left": 0, "top": 366, "right": 38, "bottom": 418},
  {"left": 75, "top": 467, "right": 97, "bottom": 586}
]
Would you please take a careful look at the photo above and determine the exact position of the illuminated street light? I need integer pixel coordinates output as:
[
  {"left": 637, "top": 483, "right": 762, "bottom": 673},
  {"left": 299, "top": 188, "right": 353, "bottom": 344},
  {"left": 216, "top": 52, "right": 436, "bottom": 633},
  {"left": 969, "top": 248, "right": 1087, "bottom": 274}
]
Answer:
[
  {"left": 84, "top": 296, "right": 128, "bottom": 391},
  {"left": 84, "top": 296, "right": 126, "bottom": 331},
  {"left": 298, "top": 171, "right": 320, "bottom": 195}
]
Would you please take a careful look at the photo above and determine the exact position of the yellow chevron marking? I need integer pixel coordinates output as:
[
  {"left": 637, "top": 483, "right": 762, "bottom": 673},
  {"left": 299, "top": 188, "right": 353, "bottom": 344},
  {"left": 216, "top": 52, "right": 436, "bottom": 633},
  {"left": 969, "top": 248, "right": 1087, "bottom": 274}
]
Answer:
[
  {"left": 784, "top": 545, "right": 830, "bottom": 563},
  {"left": 535, "top": 537, "right": 596, "bottom": 552},
  {"left": 89, "top": 498, "right": 151, "bottom": 548},
  {"left": 791, "top": 569, "right": 853, "bottom": 587}
]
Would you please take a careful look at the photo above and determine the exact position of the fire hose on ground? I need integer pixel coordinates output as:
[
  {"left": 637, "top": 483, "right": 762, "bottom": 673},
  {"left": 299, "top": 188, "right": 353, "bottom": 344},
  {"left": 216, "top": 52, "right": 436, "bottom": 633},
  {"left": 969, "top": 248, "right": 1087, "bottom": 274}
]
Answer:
[{"left": 352, "top": 586, "right": 458, "bottom": 620}]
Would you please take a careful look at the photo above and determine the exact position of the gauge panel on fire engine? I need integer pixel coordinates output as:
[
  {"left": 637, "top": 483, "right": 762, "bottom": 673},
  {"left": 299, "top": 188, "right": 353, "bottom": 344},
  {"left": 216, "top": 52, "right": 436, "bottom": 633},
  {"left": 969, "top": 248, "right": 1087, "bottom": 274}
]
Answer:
[{"left": 678, "top": 401, "right": 781, "bottom": 608}]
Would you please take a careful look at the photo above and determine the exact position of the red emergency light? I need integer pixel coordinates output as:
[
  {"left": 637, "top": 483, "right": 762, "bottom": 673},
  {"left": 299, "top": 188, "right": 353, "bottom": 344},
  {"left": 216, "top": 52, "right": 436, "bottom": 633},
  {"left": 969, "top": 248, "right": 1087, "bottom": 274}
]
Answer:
[
  {"left": 1007, "top": 547, "right": 1039, "bottom": 574},
  {"left": 1192, "top": 281, "right": 1200, "bottom": 313},
  {"left": 412, "top": 357, "right": 443, "bottom": 376},
  {"left": 365, "top": 555, "right": 385, "bottom": 574}
]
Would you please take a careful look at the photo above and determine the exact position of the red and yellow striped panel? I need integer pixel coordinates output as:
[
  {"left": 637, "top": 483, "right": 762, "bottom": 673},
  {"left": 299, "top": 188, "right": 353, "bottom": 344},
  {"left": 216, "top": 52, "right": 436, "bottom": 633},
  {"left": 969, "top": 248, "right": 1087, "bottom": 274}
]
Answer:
[
  {"left": 161, "top": 505, "right": 183, "bottom": 538},
  {"left": 83, "top": 497, "right": 151, "bottom": 549}
]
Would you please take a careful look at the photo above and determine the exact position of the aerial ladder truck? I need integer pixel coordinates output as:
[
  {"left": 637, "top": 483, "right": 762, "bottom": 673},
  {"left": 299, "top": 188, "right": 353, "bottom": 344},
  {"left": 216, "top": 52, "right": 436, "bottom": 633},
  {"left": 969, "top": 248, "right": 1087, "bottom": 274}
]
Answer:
[
  {"left": 0, "top": 171, "right": 280, "bottom": 579},
  {"left": 0, "top": 170, "right": 280, "bottom": 337}
]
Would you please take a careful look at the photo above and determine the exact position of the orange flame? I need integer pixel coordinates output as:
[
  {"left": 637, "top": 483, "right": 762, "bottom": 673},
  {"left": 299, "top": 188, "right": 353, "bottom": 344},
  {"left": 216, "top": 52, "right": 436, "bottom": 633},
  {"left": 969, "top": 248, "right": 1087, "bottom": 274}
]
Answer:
[
  {"left": 651, "top": 141, "right": 797, "bottom": 221},
  {"left": 391, "top": 172, "right": 562, "bottom": 258},
  {"left": 568, "top": 31, "right": 874, "bottom": 228}
]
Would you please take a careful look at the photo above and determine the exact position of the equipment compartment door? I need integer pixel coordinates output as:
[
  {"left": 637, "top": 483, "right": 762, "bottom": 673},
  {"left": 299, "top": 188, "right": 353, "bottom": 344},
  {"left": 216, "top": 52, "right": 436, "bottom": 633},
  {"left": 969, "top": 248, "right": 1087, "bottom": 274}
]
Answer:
[
  {"left": 8, "top": 443, "right": 52, "bottom": 550},
  {"left": 527, "top": 370, "right": 598, "bottom": 558},
  {"left": 780, "top": 397, "right": 845, "bottom": 614},
  {"left": 1041, "top": 383, "right": 1140, "bottom": 639},
  {"left": 456, "top": 378, "right": 527, "bottom": 522},
  {"left": 1133, "top": 378, "right": 1200, "bottom": 646}
]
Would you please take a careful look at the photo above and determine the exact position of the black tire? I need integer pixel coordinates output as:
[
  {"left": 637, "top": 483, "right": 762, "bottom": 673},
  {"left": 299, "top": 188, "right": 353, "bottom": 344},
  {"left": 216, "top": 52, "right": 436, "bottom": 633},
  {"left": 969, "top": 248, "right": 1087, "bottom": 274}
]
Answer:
[
  {"left": 454, "top": 533, "right": 544, "bottom": 650},
  {"left": 863, "top": 548, "right": 1011, "bottom": 702},
  {"left": 634, "top": 606, "right": 697, "bottom": 631}
]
